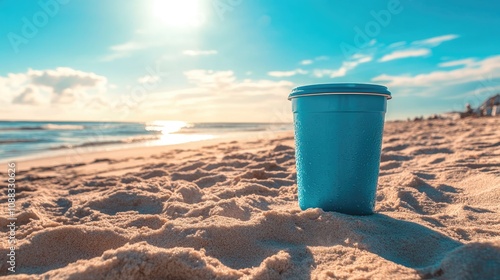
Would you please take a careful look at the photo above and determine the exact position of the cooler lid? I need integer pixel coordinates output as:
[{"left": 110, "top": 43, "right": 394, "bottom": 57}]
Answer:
[{"left": 288, "top": 83, "right": 392, "bottom": 100}]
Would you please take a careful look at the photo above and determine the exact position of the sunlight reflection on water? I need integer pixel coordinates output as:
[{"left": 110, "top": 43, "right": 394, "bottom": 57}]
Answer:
[{"left": 145, "top": 120, "right": 215, "bottom": 145}]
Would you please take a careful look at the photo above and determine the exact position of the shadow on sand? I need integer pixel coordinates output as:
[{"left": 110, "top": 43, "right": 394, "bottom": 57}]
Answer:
[
  {"left": 2, "top": 211, "right": 463, "bottom": 278},
  {"left": 140, "top": 211, "right": 462, "bottom": 279}
]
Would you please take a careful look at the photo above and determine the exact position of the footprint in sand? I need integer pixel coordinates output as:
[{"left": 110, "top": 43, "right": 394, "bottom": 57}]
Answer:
[
  {"left": 87, "top": 191, "right": 164, "bottom": 215},
  {"left": 140, "top": 169, "right": 168, "bottom": 179},
  {"left": 380, "top": 154, "right": 412, "bottom": 162},
  {"left": 382, "top": 144, "right": 410, "bottom": 152},
  {"left": 412, "top": 147, "right": 454, "bottom": 156},
  {"left": 379, "top": 161, "right": 401, "bottom": 170},
  {"left": 127, "top": 216, "right": 165, "bottom": 230}
]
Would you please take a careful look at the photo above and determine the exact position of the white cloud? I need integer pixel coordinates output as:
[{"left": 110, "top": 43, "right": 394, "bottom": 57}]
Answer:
[
  {"left": 29, "top": 68, "right": 106, "bottom": 90},
  {"left": 0, "top": 68, "right": 116, "bottom": 120},
  {"left": 268, "top": 69, "right": 308, "bottom": 77},
  {"left": 182, "top": 50, "right": 218, "bottom": 56},
  {"left": 379, "top": 48, "right": 430, "bottom": 62},
  {"left": 12, "top": 87, "right": 41, "bottom": 105},
  {"left": 372, "top": 55, "right": 500, "bottom": 87},
  {"left": 102, "top": 41, "right": 157, "bottom": 61},
  {"left": 1, "top": 67, "right": 108, "bottom": 105},
  {"left": 439, "top": 58, "right": 476, "bottom": 68},
  {"left": 27, "top": 67, "right": 107, "bottom": 104},
  {"left": 463, "top": 84, "right": 500, "bottom": 100},
  {"left": 300, "top": 59, "right": 313, "bottom": 65},
  {"left": 379, "top": 34, "right": 459, "bottom": 63},
  {"left": 313, "top": 68, "right": 347, "bottom": 78},
  {"left": 388, "top": 41, "right": 407, "bottom": 48},
  {"left": 299, "top": 56, "right": 330, "bottom": 66},
  {"left": 110, "top": 41, "right": 146, "bottom": 52},
  {"left": 412, "top": 34, "right": 459, "bottom": 47},
  {"left": 232, "top": 79, "right": 293, "bottom": 92},
  {"left": 351, "top": 53, "right": 372, "bottom": 60},
  {"left": 142, "top": 70, "right": 294, "bottom": 122},
  {"left": 313, "top": 54, "right": 372, "bottom": 78},
  {"left": 84, "top": 96, "right": 110, "bottom": 109},
  {"left": 184, "top": 70, "right": 236, "bottom": 88}
]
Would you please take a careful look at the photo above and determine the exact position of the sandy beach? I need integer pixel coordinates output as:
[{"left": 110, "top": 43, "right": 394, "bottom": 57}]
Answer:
[{"left": 1, "top": 117, "right": 499, "bottom": 279}]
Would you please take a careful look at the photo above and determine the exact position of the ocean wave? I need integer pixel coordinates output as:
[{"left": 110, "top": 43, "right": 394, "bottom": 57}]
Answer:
[
  {"left": 0, "top": 139, "right": 42, "bottom": 145},
  {"left": 42, "top": 124, "right": 85, "bottom": 130},
  {"left": 0, "top": 124, "right": 85, "bottom": 131},
  {"left": 49, "top": 135, "right": 161, "bottom": 150}
]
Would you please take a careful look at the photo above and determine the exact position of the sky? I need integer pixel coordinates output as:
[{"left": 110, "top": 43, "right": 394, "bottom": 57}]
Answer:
[{"left": 1, "top": 0, "right": 500, "bottom": 122}]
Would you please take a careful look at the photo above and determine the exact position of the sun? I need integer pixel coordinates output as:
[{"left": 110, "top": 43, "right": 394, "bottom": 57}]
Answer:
[{"left": 151, "top": 0, "right": 205, "bottom": 28}]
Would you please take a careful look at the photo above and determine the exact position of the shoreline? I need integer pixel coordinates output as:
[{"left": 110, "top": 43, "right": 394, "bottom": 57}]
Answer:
[
  {"left": 9, "top": 130, "right": 294, "bottom": 172},
  {"left": 1, "top": 118, "right": 464, "bottom": 166},
  {"left": 0, "top": 121, "right": 294, "bottom": 167}
]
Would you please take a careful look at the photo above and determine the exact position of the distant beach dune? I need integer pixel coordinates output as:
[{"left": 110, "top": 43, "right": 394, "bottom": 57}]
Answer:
[{"left": 1, "top": 118, "right": 499, "bottom": 279}]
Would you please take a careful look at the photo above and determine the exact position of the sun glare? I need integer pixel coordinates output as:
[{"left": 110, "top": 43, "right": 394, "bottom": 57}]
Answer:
[
  {"left": 151, "top": 0, "right": 204, "bottom": 28},
  {"left": 145, "top": 120, "right": 190, "bottom": 134}
]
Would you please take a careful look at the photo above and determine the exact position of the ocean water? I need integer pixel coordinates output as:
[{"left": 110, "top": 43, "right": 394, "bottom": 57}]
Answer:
[{"left": 0, "top": 121, "right": 292, "bottom": 161}]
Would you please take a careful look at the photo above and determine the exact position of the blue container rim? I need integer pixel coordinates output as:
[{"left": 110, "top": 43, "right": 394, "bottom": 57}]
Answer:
[{"left": 288, "top": 83, "right": 392, "bottom": 100}]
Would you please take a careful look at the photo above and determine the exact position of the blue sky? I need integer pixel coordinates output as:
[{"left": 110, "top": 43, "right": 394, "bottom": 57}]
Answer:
[{"left": 1, "top": 0, "right": 499, "bottom": 122}]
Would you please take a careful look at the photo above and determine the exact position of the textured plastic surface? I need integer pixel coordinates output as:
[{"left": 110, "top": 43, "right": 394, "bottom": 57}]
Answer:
[{"left": 292, "top": 93, "right": 388, "bottom": 215}]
